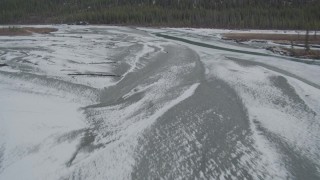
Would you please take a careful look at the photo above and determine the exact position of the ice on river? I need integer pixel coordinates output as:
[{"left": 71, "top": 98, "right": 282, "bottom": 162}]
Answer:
[{"left": 0, "top": 25, "right": 320, "bottom": 180}]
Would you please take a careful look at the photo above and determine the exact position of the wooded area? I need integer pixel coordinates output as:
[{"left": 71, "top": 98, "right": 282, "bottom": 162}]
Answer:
[{"left": 0, "top": 0, "right": 319, "bottom": 29}]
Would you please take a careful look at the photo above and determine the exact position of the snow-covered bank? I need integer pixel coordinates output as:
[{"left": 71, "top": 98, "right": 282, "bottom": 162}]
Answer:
[
  {"left": 1, "top": 25, "right": 320, "bottom": 179},
  {"left": 143, "top": 27, "right": 320, "bottom": 179},
  {"left": 142, "top": 27, "right": 320, "bottom": 86},
  {"left": 0, "top": 74, "right": 88, "bottom": 180},
  {"left": 0, "top": 25, "right": 201, "bottom": 179}
]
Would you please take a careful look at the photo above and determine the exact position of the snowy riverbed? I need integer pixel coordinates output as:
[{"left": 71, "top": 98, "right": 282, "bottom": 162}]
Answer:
[{"left": 0, "top": 25, "right": 319, "bottom": 180}]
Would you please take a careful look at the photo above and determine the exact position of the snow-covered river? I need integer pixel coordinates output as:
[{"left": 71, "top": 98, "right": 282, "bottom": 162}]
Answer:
[{"left": 0, "top": 26, "right": 319, "bottom": 180}]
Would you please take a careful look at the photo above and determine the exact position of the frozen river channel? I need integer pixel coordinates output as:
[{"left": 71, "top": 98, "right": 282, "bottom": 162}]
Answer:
[{"left": 0, "top": 26, "right": 320, "bottom": 180}]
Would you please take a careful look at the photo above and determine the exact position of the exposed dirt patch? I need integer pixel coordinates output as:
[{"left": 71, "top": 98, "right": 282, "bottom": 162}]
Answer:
[
  {"left": 223, "top": 32, "right": 320, "bottom": 59},
  {"left": 284, "top": 48, "right": 320, "bottom": 59},
  {"left": 266, "top": 46, "right": 320, "bottom": 59},
  {"left": 0, "top": 27, "right": 58, "bottom": 36},
  {"left": 0, "top": 27, "right": 30, "bottom": 36},
  {"left": 222, "top": 33, "right": 320, "bottom": 44},
  {"left": 25, "top": 27, "right": 58, "bottom": 34}
]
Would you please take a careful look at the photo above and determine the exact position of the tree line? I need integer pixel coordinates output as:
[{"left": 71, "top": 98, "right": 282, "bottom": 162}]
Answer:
[{"left": 0, "top": 0, "right": 319, "bottom": 30}]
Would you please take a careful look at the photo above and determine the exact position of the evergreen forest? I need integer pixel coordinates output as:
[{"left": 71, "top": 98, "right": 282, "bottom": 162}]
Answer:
[{"left": 0, "top": 0, "right": 319, "bottom": 29}]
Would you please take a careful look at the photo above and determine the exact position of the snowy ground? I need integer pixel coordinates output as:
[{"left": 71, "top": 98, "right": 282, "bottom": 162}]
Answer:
[{"left": 0, "top": 25, "right": 319, "bottom": 180}]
